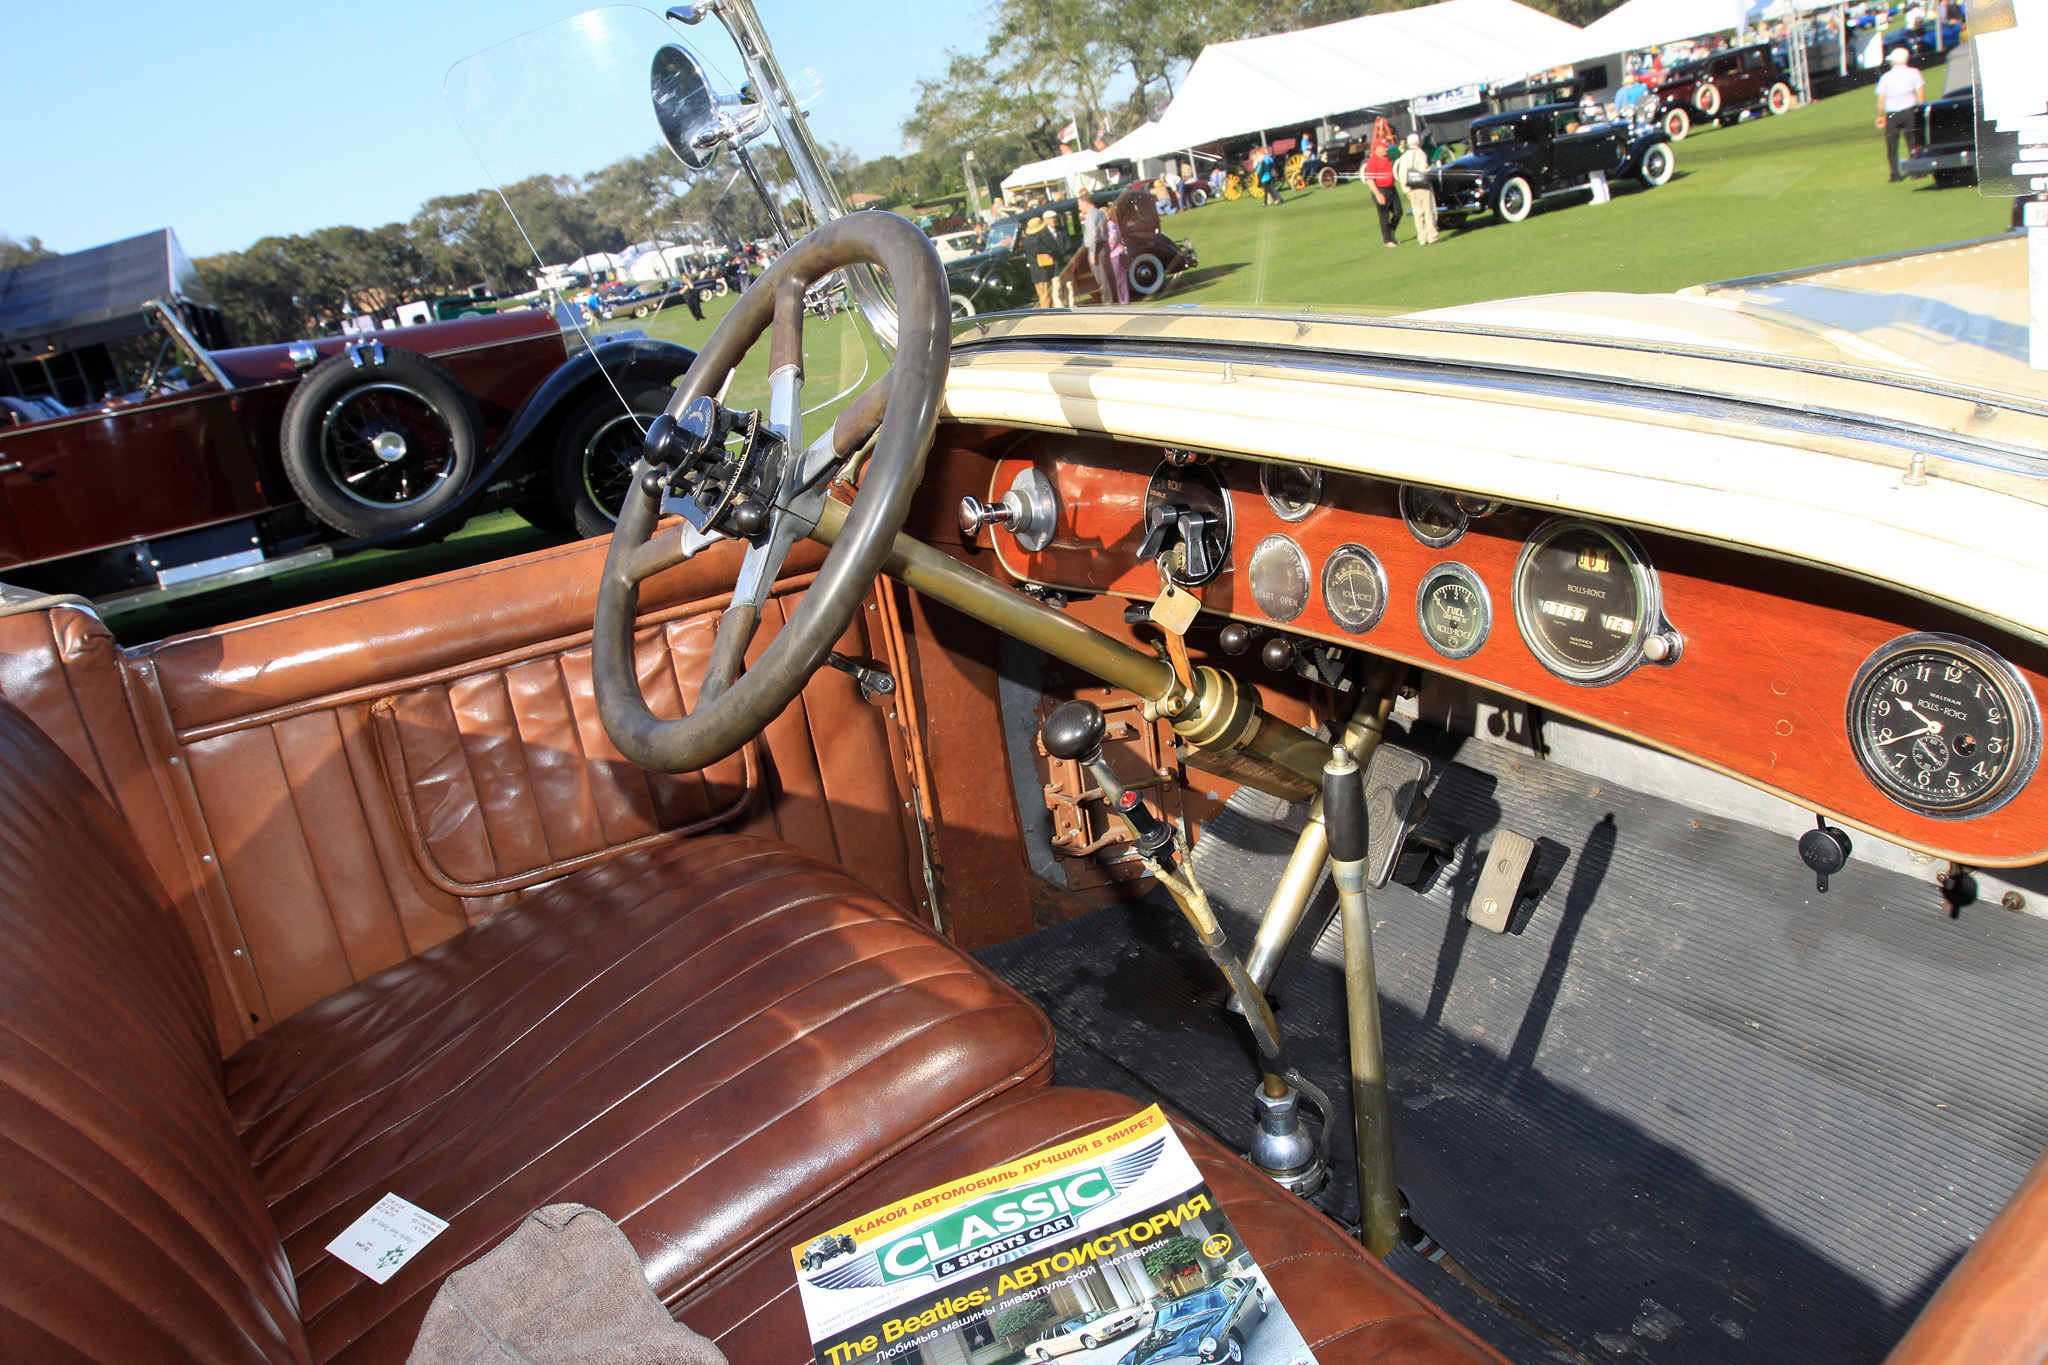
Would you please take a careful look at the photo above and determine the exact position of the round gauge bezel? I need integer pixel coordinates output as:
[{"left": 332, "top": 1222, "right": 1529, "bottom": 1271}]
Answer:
[
  {"left": 1247, "top": 534, "right": 1312, "bottom": 622},
  {"left": 1401, "top": 485, "right": 1468, "bottom": 549},
  {"left": 1512, "top": 519, "right": 1662, "bottom": 687},
  {"left": 1260, "top": 463, "right": 1323, "bottom": 523},
  {"left": 1415, "top": 561, "right": 1491, "bottom": 660},
  {"left": 1142, "top": 460, "right": 1233, "bottom": 587},
  {"left": 1845, "top": 632, "right": 2042, "bottom": 820},
  {"left": 1321, "top": 543, "right": 1389, "bottom": 635}
]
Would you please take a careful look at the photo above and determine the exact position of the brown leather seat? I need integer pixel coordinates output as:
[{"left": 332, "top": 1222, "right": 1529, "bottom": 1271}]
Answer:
[
  {"left": 0, "top": 698, "right": 1050, "bottom": 1363},
  {"left": 0, "top": 691, "right": 1508, "bottom": 1365}
]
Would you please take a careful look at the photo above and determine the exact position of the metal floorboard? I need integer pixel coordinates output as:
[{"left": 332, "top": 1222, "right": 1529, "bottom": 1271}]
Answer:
[{"left": 977, "top": 724, "right": 2048, "bottom": 1363}]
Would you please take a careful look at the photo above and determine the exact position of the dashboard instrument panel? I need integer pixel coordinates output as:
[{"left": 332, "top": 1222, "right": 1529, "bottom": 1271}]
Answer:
[{"left": 979, "top": 436, "right": 2048, "bottom": 864}]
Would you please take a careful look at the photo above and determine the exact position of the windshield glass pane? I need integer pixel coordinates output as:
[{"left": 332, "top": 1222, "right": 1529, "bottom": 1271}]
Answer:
[{"left": 446, "top": 6, "right": 883, "bottom": 434}]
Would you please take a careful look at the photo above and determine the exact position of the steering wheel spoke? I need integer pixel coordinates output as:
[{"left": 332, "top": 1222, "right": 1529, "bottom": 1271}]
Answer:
[{"left": 593, "top": 212, "right": 948, "bottom": 773}]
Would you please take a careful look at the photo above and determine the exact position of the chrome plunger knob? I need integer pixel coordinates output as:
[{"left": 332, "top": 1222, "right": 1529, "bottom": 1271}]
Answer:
[{"left": 959, "top": 494, "right": 1018, "bottom": 539}]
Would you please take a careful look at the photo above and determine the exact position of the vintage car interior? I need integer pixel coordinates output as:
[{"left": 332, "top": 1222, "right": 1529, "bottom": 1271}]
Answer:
[{"left": 6, "top": 5, "right": 2047, "bottom": 1365}]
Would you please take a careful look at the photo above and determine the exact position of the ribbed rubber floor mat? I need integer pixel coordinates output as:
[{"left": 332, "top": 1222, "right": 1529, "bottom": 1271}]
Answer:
[{"left": 978, "top": 724, "right": 2048, "bottom": 1364}]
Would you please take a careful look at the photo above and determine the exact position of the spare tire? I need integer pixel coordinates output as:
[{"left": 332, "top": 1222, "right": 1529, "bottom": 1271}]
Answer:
[
  {"left": 279, "top": 347, "right": 481, "bottom": 538},
  {"left": 1694, "top": 82, "right": 1721, "bottom": 116},
  {"left": 1127, "top": 250, "right": 1169, "bottom": 297}
]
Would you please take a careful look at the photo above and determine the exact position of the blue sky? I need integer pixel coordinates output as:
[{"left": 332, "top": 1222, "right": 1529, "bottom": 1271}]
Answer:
[{"left": 1, "top": 1, "right": 985, "bottom": 257}]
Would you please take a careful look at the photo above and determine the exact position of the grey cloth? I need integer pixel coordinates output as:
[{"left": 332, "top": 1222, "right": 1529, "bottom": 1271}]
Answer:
[
  {"left": 407, "top": 1205, "right": 728, "bottom": 1365},
  {"left": 1081, "top": 202, "right": 1107, "bottom": 251}
]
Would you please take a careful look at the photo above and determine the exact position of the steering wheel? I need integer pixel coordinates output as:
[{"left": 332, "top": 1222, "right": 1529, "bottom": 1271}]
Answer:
[{"left": 592, "top": 211, "right": 948, "bottom": 773}]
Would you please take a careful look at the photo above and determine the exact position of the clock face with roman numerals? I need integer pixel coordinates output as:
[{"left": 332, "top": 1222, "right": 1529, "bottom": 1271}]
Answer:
[{"left": 1846, "top": 634, "right": 2041, "bottom": 818}]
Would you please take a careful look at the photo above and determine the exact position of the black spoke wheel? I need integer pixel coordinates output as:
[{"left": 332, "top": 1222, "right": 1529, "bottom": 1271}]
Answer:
[
  {"left": 552, "top": 386, "right": 672, "bottom": 541},
  {"left": 280, "top": 348, "right": 480, "bottom": 538}
]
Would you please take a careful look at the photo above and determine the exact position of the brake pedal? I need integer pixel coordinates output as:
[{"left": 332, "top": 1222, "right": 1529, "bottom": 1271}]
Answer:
[{"left": 1363, "top": 744, "right": 1431, "bottom": 889}]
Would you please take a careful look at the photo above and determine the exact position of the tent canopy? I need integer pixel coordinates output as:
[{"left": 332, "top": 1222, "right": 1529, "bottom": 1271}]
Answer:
[
  {"left": 999, "top": 148, "right": 1108, "bottom": 191},
  {"left": 1564, "top": 0, "right": 1767, "bottom": 62},
  {"left": 1102, "top": 0, "right": 1586, "bottom": 165},
  {"left": 0, "top": 229, "right": 216, "bottom": 352}
]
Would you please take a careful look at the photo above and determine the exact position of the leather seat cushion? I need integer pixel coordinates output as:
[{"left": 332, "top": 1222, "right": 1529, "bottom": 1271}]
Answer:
[
  {"left": 678, "top": 1086, "right": 1511, "bottom": 1365},
  {"left": 222, "top": 833, "right": 1054, "bottom": 1365}
]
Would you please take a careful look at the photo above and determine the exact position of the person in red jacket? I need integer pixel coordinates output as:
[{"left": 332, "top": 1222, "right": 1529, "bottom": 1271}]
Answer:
[{"left": 1364, "top": 140, "right": 1402, "bottom": 248}]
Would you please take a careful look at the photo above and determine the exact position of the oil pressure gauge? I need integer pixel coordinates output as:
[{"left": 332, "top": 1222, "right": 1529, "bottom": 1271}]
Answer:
[{"left": 1847, "top": 633, "right": 2041, "bottom": 818}]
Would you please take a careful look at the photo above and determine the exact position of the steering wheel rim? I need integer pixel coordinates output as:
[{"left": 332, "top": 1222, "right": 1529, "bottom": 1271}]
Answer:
[{"left": 592, "top": 211, "right": 948, "bottom": 774}]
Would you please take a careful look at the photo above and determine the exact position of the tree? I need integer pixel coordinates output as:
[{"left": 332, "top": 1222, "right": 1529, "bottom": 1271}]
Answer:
[
  {"left": 0, "top": 235, "right": 57, "bottom": 270},
  {"left": 992, "top": 1299, "right": 1058, "bottom": 1339},
  {"left": 1141, "top": 1234, "right": 1202, "bottom": 1281}
]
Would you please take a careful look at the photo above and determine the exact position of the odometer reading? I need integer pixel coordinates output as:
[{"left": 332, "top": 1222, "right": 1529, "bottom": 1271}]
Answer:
[
  {"left": 1513, "top": 520, "right": 1658, "bottom": 685},
  {"left": 1322, "top": 543, "right": 1388, "bottom": 634},
  {"left": 1416, "top": 562, "right": 1490, "bottom": 660},
  {"left": 1847, "top": 634, "right": 2040, "bottom": 818}
]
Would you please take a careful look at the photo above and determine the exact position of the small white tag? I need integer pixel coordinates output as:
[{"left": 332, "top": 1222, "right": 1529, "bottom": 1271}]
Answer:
[
  {"left": 1588, "top": 170, "right": 1611, "bottom": 204},
  {"left": 325, "top": 1192, "right": 450, "bottom": 1285}
]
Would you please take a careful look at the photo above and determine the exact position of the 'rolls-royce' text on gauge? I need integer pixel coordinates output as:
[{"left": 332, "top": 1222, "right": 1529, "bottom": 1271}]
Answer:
[
  {"left": 1248, "top": 535, "right": 1312, "bottom": 622},
  {"left": 1401, "top": 485, "right": 1468, "bottom": 548},
  {"left": 1513, "top": 520, "right": 1663, "bottom": 685},
  {"left": 1846, "top": 633, "right": 2041, "bottom": 818},
  {"left": 1416, "top": 562, "right": 1490, "bottom": 659},
  {"left": 1322, "top": 544, "right": 1388, "bottom": 634},
  {"left": 1260, "top": 464, "right": 1322, "bottom": 522}
]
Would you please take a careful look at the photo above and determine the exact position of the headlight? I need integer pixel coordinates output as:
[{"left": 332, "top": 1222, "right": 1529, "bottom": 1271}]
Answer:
[{"left": 1199, "top": 1337, "right": 1218, "bottom": 1358}]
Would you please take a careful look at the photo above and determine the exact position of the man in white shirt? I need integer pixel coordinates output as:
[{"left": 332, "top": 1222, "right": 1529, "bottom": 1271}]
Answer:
[
  {"left": 1393, "top": 134, "right": 1438, "bottom": 245},
  {"left": 1875, "top": 48, "right": 1927, "bottom": 182}
]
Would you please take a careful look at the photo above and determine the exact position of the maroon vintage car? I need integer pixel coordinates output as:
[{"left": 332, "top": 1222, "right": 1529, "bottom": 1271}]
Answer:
[
  {"left": 0, "top": 230, "right": 693, "bottom": 604},
  {"left": 1650, "top": 42, "right": 1796, "bottom": 140}
]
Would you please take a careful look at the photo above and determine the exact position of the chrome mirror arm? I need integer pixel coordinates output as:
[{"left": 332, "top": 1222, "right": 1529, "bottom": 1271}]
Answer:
[{"left": 670, "top": 0, "right": 900, "bottom": 353}]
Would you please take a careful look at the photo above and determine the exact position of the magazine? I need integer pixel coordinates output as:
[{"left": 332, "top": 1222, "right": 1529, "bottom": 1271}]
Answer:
[{"left": 790, "top": 1105, "right": 1320, "bottom": 1365}]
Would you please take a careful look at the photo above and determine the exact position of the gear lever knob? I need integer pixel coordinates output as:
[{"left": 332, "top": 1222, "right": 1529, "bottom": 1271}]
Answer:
[{"left": 1042, "top": 700, "right": 1107, "bottom": 764}]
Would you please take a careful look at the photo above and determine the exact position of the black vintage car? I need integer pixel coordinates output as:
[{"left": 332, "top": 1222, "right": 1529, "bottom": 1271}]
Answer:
[
  {"left": 1899, "top": 82, "right": 1977, "bottom": 187},
  {"left": 1424, "top": 103, "right": 1675, "bottom": 227},
  {"left": 947, "top": 190, "right": 1197, "bottom": 317}
]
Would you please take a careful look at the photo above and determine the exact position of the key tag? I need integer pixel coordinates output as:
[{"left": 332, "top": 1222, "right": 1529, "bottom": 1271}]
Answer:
[{"left": 1152, "top": 581, "right": 1201, "bottom": 636}]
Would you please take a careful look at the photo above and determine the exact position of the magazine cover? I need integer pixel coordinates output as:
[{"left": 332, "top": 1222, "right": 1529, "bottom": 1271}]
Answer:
[{"left": 790, "top": 1105, "right": 1321, "bottom": 1365}]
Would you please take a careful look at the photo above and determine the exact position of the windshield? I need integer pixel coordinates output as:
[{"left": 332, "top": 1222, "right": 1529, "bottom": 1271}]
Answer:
[
  {"left": 449, "top": 3, "right": 2028, "bottom": 414},
  {"left": 1157, "top": 1290, "right": 1223, "bottom": 1326}
]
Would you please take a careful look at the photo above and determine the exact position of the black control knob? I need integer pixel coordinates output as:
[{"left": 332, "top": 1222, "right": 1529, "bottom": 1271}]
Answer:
[
  {"left": 1218, "top": 622, "right": 1254, "bottom": 655},
  {"left": 1798, "top": 817, "right": 1852, "bottom": 893},
  {"left": 1042, "top": 700, "right": 1107, "bottom": 765},
  {"left": 729, "top": 497, "right": 770, "bottom": 538},
  {"left": 1260, "top": 637, "right": 1295, "bottom": 672},
  {"left": 1323, "top": 747, "right": 1368, "bottom": 865}
]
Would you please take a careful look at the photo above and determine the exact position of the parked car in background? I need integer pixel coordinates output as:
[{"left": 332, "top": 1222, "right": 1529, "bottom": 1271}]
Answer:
[
  {"left": 1027, "top": 1304, "right": 1151, "bottom": 1360},
  {"left": 1650, "top": 42, "right": 1795, "bottom": 139},
  {"left": 1899, "top": 80, "right": 1978, "bottom": 187},
  {"left": 0, "top": 229, "right": 693, "bottom": 603},
  {"left": 946, "top": 189, "right": 1197, "bottom": 317},
  {"left": 596, "top": 279, "right": 699, "bottom": 319},
  {"left": 1425, "top": 103, "right": 1675, "bottom": 227}
]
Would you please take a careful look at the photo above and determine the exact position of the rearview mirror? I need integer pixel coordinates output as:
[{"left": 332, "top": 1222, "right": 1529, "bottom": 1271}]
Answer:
[{"left": 651, "top": 43, "right": 719, "bottom": 169}]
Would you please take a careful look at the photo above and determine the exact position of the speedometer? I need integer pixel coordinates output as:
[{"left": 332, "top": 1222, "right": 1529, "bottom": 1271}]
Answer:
[
  {"left": 1512, "top": 520, "right": 1660, "bottom": 685},
  {"left": 1847, "top": 633, "right": 2041, "bottom": 818}
]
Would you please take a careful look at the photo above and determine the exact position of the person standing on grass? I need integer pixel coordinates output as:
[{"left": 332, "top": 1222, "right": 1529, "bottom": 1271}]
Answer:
[
  {"left": 1395, "top": 133, "right": 1437, "bottom": 245},
  {"left": 1876, "top": 48, "right": 1926, "bottom": 182},
  {"left": 1082, "top": 197, "right": 1110, "bottom": 304},
  {"left": 1020, "top": 213, "right": 1059, "bottom": 309},
  {"left": 1364, "top": 141, "right": 1401, "bottom": 247},
  {"left": 1102, "top": 208, "right": 1131, "bottom": 304}
]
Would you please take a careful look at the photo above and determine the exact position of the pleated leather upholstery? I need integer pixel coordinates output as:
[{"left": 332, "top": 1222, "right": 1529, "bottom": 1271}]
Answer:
[
  {"left": 0, "top": 698, "right": 309, "bottom": 1364},
  {"left": 222, "top": 833, "right": 1054, "bottom": 1365},
  {"left": 678, "top": 1086, "right": 1512, "bottom": 1365}
]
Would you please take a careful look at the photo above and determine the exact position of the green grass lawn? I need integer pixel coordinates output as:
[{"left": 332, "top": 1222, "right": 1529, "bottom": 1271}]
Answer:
[
  {"left": 1154, "top": 69, "right": 2003, "bottom": 314},
  {"left": 106, "top": 69, "right": 2008, "bottom": 642}
]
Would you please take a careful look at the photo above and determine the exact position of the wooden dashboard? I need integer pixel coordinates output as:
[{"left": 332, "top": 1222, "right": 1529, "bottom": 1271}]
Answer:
[{"left": 983, "top": 434, "right": 2048, "bottom": 867}]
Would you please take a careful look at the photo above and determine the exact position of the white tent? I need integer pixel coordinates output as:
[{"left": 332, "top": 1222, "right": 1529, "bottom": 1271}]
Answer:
[
  {"left": 1566, "top": 0, "right": 1756, "bottom": 59},
  {"left": 999, "top": 149, "right": 1110, "bottom": 198},
  {"left": 1101, "top": 0, "right": 1586, "bottom": 165}
]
